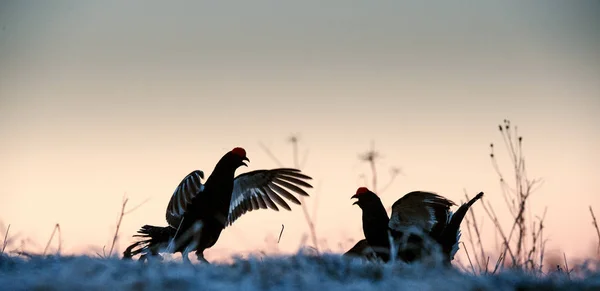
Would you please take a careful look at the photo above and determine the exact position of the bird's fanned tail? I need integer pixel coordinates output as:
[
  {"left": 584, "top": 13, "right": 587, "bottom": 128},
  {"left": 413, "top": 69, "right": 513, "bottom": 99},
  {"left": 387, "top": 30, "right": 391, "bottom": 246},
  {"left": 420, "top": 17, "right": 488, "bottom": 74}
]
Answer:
[
  {"left": 442, "top": 192, "right": 484, "bottom": 260},
  {"left": 122, "top": 225, "right": 176, "bottom": 259}
]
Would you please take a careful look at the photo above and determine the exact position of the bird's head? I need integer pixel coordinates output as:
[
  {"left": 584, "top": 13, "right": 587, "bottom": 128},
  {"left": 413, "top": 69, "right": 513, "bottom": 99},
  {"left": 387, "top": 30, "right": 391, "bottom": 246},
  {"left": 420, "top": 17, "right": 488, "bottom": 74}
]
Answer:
[
  {"left": 351, "top": 187, "right": 380, "bottom": 209},
  {"left": 229, "top": 147, "right": 250, "bottom": 167}
]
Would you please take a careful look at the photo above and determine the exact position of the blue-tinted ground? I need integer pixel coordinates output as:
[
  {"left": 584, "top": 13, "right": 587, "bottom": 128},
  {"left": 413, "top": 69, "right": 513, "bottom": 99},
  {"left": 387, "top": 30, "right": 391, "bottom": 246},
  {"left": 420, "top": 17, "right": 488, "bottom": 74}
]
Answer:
[{"left": 1, "top": 252, "right": 599, "bottom": 291}]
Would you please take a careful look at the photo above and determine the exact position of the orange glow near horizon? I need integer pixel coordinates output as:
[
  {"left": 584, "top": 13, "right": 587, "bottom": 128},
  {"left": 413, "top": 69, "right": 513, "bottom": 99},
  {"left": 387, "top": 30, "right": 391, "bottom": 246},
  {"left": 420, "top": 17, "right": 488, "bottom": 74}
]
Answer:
[{"left": 0, "top": 1, "right": 599, "bottom": 264}]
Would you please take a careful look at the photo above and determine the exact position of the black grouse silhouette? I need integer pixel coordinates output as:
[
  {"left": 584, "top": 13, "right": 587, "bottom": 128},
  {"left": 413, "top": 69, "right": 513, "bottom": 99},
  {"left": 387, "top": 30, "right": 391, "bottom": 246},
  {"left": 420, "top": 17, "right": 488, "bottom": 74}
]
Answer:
[
  {"left": 123, "top": 147, "right": 313, "bottom": 263},
  {"left": 350, "top": 187, "right": 483, "bottom": 264},
  {"left": 343, "top": 239, "right": 377, "bottom": 260}
]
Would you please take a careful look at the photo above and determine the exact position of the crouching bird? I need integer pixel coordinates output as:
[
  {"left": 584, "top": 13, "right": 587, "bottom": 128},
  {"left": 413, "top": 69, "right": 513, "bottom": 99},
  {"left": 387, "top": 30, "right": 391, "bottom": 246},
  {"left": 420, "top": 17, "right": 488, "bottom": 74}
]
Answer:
[
  {"left": 343, "top": 239, "right": 377, "bottom": 260},
  {"left": 350, "top": 187, "right": 483, "bottom": 265},
  {"left": 123, "top": 147, "right": 313, "bottom": 263}
]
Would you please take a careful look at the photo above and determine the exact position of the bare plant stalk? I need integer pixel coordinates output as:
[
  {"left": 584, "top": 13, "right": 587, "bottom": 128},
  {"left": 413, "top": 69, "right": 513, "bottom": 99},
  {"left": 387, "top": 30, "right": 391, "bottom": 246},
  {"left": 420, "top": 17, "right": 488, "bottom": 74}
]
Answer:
[
  {"left": 277, "top": 224, "right": 285, "bottom": 244},
  {"left": 42, "top": 223, "right": 61, "bottom": 256},
  {"left": 563, "top": 253, "right": 571, "bottom": 280},
  {"left": 464, "top": 217, "right": 481, "bottom": 271},
  {"left": 590, "top": 206, "right": 600, "bottom": 257},
  {"left": 359, "top": 141, "right": 380, "bottom": 193},
  {"left": 108, "top": 196, "right": 129, "bottom": 258},
  {"left": 464, "top": 191, "right": 486, "bottom": 272},
  {"left": 379, "top": 168, "right": 402, "bottom": 194},
  {"left": 370, "top": 157, "right": 377, "bottom": 193},
  {"left": 481, "top": 200, "right": 516, "bottom": 265},
  {"left": 358, "top": 143, "right": 402, "bottom": 215},
  {"left": 259, "top": 142, "right": 284, "bottom": 167},
  {"left": 492, "top": 251, "right": 506, "bottom": 274},
  {"left": 289, "top": 135, "right": 319, "bottom": 254},
  {"left": 485, "top": 120, "right": 544, "bottom": 270},
  {"left": 310, "top": 181, "right": 322, "bottom": 226},
  {"left": 107, "top": 194, "right": 150, "bottom": 259},
  {"left": 260, "top": 137, "right": 320, "bottom": 253},
  {"left": 461, "top": 242, "right": 476, "bottom": 274},
  {"left": 1, "top": 224, "right": 10, "bottom": 255}
]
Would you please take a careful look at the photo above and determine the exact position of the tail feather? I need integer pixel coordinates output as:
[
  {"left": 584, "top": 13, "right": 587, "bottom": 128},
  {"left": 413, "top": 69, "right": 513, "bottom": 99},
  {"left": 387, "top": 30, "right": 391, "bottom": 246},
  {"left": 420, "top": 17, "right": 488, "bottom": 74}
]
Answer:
[
  {"left": 122, "top": 225, "right": 176, "bottom": 259},
  {"left": 442, "top": 192, "right": 484, "bottom": 260}
]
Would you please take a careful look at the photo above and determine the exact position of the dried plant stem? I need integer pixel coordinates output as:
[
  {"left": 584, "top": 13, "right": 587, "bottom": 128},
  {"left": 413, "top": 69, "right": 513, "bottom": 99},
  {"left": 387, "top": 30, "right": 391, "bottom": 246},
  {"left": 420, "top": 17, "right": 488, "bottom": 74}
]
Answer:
[
  {"left": 359, "top": 141, "right": 380, "bottom": 193},
  {"left": 461, "top": 120, "right": 546, "bottom": 273},
  {"left": 563, "top": 253, "right": 571, "bottom": 280},
  {"left": 277, "top": 224, "right": 285, "bottom": 244},
  {"left": 107, "top": 196, "right": 128, "bottom": 258},
  {"left": 1, "top": 224, "right": 10, "bottom": 255},
  {"left": 358, "top": 142, "right": 401, "bottom": 214},
  {"left": 42, "top": 223, "right": 61, "bottom": 256},
  {"left": 590, "top": 206, "right": 600, "bottom": 257},
  {"left": 464, "top": 191, "right": 486, "bottom": 272},
  {"left": 461, "top": 242, "right": 476, "bottom": 274},
  {"left": 290, "top": 135, "right": 319, "bottom": 254},
  {"left": 259, "top": 136, "right": 320, "bottom": 253}
]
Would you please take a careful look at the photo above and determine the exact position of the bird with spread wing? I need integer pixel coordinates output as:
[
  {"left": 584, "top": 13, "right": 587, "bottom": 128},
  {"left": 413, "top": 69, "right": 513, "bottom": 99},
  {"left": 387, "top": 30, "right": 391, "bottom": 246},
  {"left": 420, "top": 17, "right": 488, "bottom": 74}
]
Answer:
[
  {"left": 123, "top": 147, "right": 313, "bottom": 263},
  {"left": 348, "top": 187, "right": 483, "bottom": 264}
]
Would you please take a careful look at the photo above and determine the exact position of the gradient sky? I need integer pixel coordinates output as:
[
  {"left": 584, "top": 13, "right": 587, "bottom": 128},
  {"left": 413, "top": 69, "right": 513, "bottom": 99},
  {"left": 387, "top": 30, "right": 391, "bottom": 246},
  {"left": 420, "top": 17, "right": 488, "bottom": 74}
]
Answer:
[{"left": 1, "top": 1, "right": 599, "bottom": 262}]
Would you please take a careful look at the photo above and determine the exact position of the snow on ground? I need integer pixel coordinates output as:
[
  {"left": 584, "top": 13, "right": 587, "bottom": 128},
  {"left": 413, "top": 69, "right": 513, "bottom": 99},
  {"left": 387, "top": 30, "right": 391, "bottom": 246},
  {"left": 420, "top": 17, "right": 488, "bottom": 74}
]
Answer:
[{"left": 1, "top": 252, "right": 599, "bottom": 291}]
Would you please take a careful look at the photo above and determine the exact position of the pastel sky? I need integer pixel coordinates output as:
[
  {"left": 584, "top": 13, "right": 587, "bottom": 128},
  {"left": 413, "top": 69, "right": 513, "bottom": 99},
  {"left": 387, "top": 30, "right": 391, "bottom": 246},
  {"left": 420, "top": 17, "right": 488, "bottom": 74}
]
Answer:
[{"left": 1, "top": 1, "right": 598, "bottom": 263}]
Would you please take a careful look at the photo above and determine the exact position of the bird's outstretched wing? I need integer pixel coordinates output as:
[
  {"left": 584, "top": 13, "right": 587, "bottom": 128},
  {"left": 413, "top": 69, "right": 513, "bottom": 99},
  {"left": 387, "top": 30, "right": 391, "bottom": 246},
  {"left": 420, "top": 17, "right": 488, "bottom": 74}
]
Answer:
[
  {"left": 165, "top": 170, "right": 205, "bottom": 228},
  {"left": 388, "top": 191, "right": 456, "bottom": 234},
  {"left": 226, "top": 168, "right": 313, "bottom": 226}
]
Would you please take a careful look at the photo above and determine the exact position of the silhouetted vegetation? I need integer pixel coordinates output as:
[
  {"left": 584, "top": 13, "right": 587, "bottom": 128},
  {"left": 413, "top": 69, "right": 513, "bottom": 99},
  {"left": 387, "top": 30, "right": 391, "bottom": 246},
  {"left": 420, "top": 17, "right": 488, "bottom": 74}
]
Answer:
[{"left": 1, "top": 119, "right": 599, "bottom": 289}]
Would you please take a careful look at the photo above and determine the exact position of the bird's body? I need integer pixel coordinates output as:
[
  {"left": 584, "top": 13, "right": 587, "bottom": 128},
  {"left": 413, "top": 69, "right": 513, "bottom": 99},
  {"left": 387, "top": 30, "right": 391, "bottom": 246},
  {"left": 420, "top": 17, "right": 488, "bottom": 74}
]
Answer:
[
  {"left": 343, "top": 239, "right": 377, "bottom": 260},
  {"left": 123, "top": 147, "right": 313, "bottom": 263},
  {"left": 350, "top": 187, "right": 483, "bottom": 265},
  {"left": 170, "top": 155, "right": 239, "bottom": 261},
  {"left": 351, "top": 188, "right": 392, "bottom": 261}
]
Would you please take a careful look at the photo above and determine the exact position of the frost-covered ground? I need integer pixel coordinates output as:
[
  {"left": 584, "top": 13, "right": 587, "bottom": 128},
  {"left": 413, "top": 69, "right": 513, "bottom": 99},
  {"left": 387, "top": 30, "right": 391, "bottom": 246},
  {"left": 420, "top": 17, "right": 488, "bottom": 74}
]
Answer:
[{"left": 1, "top": 252, "right": 599, "bottom": 291}]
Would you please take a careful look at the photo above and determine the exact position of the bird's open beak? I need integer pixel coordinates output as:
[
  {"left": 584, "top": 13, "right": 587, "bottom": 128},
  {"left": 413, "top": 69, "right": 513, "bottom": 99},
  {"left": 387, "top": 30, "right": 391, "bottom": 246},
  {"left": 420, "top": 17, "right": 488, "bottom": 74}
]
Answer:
[
  {"left": 242, "top": 157, "right": 249, "bottom": 167},
  {"left": 351, "top": 194, "right": 359, "bottom": 205}
]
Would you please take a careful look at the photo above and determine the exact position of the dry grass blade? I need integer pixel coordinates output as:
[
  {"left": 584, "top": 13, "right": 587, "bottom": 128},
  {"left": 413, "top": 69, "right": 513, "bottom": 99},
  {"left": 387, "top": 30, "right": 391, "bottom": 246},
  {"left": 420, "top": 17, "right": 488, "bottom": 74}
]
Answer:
[
  {"left": 460, "top": 120, "right": 548, "bottom": 274},
  {"left": 493, "top": 251, "right": 506, "bottom": 274},
  {"left": 259, "top": 135, "right": 321, "bottom": 254},
  {"left": 590, "top": 206, "right": 600, "bottom": 257},
  {"left": 42, "top": 223, "right": 61, "bottom": 256},
  {"left": 258, "top": 142, "right": 284, "bottom": 168},
  {"left": 563, "top": 253, "right": 571, "bottom": 280},
  {"left": 277, "top": 224, "right": 285, "bottom": 244},
  {"left": 464, "top": 190, "right": 486, "bottom": 272},
  {"left": 289, "top": 135, "right": 319, "bottom": 254},
  {"left": 105, "top": 194, "right": 149, "bottom": 258},
  {"left": 107, "top": 196, "right": 129, "bottom": 258},
  {"left": 461, "top": 241, "right": 476, "bottom": 275},
  {"left": 358, "top": 141, "right": 380, "bottom": 193},
  {"left": 1, "top": 224, "right": 10, "bottom": 255}
]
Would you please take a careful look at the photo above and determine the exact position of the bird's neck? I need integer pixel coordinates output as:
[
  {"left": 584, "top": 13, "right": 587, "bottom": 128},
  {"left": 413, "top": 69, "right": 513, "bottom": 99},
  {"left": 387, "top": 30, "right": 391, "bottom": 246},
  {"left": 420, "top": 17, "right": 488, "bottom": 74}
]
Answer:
[
  {"left": 205, "top": 161, "right": 238, "bottom": 205},
  {"left": 361, "top": 201, "right": 389, "bottom": 224},
  {"left": 361, "top": 201, "right": 391, "bottom": 247}
]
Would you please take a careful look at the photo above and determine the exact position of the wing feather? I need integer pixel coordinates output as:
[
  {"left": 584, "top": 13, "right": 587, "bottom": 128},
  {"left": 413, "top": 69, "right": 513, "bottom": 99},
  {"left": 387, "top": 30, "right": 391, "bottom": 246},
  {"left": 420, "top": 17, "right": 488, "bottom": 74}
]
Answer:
[
  {"left": 255, "top": 194, "right": 268, "bottom": 209},
  {"left": 388, "top": 191, "right": 455, "bottom": 234},
  {"left": 258, "top": 188, "right": 280, "bottom": 211},
  {"left": 165, "top": 170, "right": 205, "bottom": 228},
  {"left": 269, "top": 183, "right": 302, "bottom": 205},
  {"left": 273, "top": 178, "right": 310, "bottom": 197},
  {"left": 250, "top": 195, "right": 259, "bottom": 210},
  {"left": 225, "top": 168, "right": 313, "bottom": 226},
  {"left": 265, "top": 186, "right": 292, "bottom": 210},
  {"left": 276, "top": 175, "right": 313, "bottom": 189}
]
